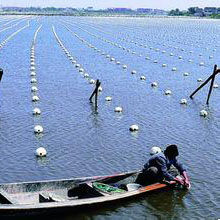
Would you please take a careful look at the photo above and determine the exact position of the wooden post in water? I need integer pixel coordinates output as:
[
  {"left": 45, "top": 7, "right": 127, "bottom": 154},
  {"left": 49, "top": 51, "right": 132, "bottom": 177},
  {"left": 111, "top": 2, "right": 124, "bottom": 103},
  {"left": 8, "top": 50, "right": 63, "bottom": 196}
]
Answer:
[
  {"left": 0, "top": 69, "right": 3, "bottom": 82},
  {"left": 190, "top": 65, "right": 220, "bottom": 104},
  {"left": 206, "top": 70, "right": 217, "bottom": 105},
  {"left": 89, "top": 79, "right": 101, "bottom": 109}
]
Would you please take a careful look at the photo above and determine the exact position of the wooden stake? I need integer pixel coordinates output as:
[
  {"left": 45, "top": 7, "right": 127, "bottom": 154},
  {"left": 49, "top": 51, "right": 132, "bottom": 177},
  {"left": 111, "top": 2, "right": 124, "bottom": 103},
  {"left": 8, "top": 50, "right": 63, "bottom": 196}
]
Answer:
[
  {"left": 206, "top": 72, "right": 216, "bottom": 105},
  {"left": 0, "top": 69, "right": 3, "bottom": 82},
  {"left": 190, "top": 65, "right": 218, "bottom": 99},
  {"left": 89, "top": 79, "right": 101, "bottom": 109}
]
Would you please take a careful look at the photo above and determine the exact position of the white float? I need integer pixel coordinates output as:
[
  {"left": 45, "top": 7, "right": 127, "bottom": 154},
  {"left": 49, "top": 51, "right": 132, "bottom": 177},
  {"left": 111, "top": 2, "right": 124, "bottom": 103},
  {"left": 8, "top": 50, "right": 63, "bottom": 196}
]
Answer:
[
  {"left": 172, "top": 67, "right": 177, "bottom": 71},
  {"left": 131, "top": 70, "right": 137, "bottom": 74},
  {"left": 200, "top": 110, "right": 208, "bottom": 117},
  {"left": 140, "top": 76, "right": 146, "bottom": 80},
  {"left": 199, "top": 62, "right": 205, "bottom": 66},
  {"left": 89, "top": 79, "right": 95, "bottom": 84},
  {"left": 114, "top": 107, "right": 123, "bottom": 112},
  {"left": 31, "top": 86, "right": 38, "bottom": 92},
  {"left": 30, "top": 66, "right": 35, "bottom": 71},
  {"left": 116, "top": 61, "right": 121, "bottom": 65},
  {"left": 153, "top": 60, "right": 158, "bottom": 63},
  {"left": 31, "top": 78, "right": 37, "bottom": 83},
  {"left": 180, "top": 99, "right": 187, "bottom": 105},
  {"left": 79, "top": 68, "right": 84, "bottom": 73},
  {"left": 197, "top": 78, "right": 203, "bottom": 82},
  {"left": 145, "top": 57, "right": 150, "bottom": 60},
  {"left": 151, "top": 82, "right": 158, "bottom": 87},
  {"left": 183, "top": 72, "right": 189, "bottom": 76},
  {"left": 165, "top": 90, "right": 172, "bottom": 95},
  {"left": 98, "top": 86, "right": 102, "bottom": 92},
  {"left": 162, "top": 64, "right": 167, "bottom": 67},
  {"left": 122, "top": 65, "right": 127, "bottom": 69},
  {"left": 129, "top": 124, "right": 139, "bottom": 132},
  {"left": 34, "top": 125, "right": 43, "bottom": 133},
  {"left": 213, "top": 84, "right": 219, "bottom": 88},
  {"left": 36, "top": 147, "right": 47, "bottom": 157},
  {"left": 105, "top": 96, "right": 112, "bottom": 101},
  {"left": 75, "top": 64, "right": 80, "bottom": 68},
  {"left": 32, "top": 96, "right": 39, "bottom": 102},
  {"left": 33, "top": 108, "right": 41, "bottom": 115}
]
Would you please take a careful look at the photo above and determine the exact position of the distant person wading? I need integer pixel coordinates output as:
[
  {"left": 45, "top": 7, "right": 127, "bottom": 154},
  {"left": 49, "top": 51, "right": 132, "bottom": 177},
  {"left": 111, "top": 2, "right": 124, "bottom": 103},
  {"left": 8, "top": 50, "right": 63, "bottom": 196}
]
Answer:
[{"left": 135, "top": 145, "right": 191, "bottom": 189}]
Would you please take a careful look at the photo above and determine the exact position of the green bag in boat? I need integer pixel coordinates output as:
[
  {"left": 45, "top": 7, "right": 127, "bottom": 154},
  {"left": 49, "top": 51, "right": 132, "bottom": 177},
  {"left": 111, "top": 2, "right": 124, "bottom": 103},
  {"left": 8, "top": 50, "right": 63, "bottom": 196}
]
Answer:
[{"left": 92, "top": 182, "right": 126, "bottom": 195}]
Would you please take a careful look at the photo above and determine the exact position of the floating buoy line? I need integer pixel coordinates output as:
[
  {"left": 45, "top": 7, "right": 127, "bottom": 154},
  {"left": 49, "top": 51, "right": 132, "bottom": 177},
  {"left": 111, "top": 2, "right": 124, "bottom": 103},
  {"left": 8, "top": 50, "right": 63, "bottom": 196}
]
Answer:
[
  {"left": 30, "top": 25, "right": 46, "bottom": 157},
  {"left": 60, "top": 19, "right": 219, "bottom": 124},
  {"left": 0, "top": 21, "right": 30, "bottom": 50},
  {"left": 52, "top": 25, "right": 98, "bottom": 89},
  {"left": 69, "top": 20, "right": 215, "bottom": 68}
]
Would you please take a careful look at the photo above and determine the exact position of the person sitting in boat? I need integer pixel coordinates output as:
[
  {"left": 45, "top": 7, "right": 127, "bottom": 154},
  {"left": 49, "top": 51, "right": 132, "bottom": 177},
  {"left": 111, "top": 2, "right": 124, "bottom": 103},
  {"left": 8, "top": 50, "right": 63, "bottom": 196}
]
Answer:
[{"left": 135, "top": 145, "right": 191, "bottom": 189}]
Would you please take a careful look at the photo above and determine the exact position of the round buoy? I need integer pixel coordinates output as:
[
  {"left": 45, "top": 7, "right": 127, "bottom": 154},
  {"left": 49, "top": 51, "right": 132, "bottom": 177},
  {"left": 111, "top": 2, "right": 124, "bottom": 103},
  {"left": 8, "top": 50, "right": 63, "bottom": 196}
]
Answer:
[
  {"left": 172, "top": 67, "right": 177, "bottom": 71},
  {"left": 180, "top": 99, "right": 187, "bottom": 105},
  {"left": 199, "top": 62, "right": 205, "bottom": 66},
  {"left": 84, "top": 73, "right": 89, "bottom": 78},
  {"left": 129, "top": 124, "right": 139, "bottom": 132},
  {"left": 162, "top": 50, "right": 166, "bottom": 53},
  {"left": 30, "top": 72, "right": 36, "bottom": 76},
  {"left": 75, "top": 64, "right": 80, "bottom": 68},
  {"left": 178, "top": 56, "right": 182, "bottom": 59},
  {"left": 209, "top": 55, "right": 213, "bottom": 59},
  {"left": 79, "top": 68, "right": 84, "bottom": 73},
  {"left": 131, "top": 70, "right": 137, "bottom": 74},
  {"left": 72, "top": 60, "right": 77, "bottom": 64},
  {"left": 33, "top": 108, "right": 41, "bottom": 115},
  {"left": 197, "top": 78, "right": 203, "bottom": 82},
  {"left": 32, "top": 96, "right": 39, "bottom": 102},
  {"left": 105, "top": 96, "right": 112, "bottom": 101},
  {"left": 153, "top": 60, "right": 158, "bottom": 64},
  {"left": 122, "top": 65, "right": 127, "bottom": 69},
  {"left": 200, "top": 110, "right": 208, "bottom": 117},
  {"left": 106, "top": 55, "right": 110, "bottom": 58},
  {"left": 183, "top": 72, "right": 189, "bottom": 76},
  {"left": 30, "top": 66, "right": 35, "bottom": 71},
  {"left": 213, "top": 84, "right": 219, "bottom": 88},
  {"left": 34, "top": 125, "right": 43, "bottom": 133},
  {"left": 36, "top": 147, "right": 47, "bottom": 157},
  {"left": 140, "top": 76, "right": 146, "bottom": 80},
  {"left": 114, "top": 107, "right": 123, "bottom": 112},
  {"left": 31, "top": 78, "right": 37, "bottom": 83},
  {"left": 170, "top": 53, "right": 174, "bottom": 56},
  {"left": 31, "top": 86, "right": 38, "bottom": 92},
  {"left": 110, "top": 57, "right": 115, "bottom": 61},
  {"left": 145, "top": 57, "right": 150, "bottom": 60},
  {"left": 189, "top": 59, "right": 193, "bottom": 63},
  {"left": 98, "top": 86, "right": 102, "bottom": 92},
  {"left": 151, "top": 82, "right": 158, "bottom": 87},
  {"left": 89, "top": 79, "right": 95, "bottom": 84},
  {"left": 116, "top": 61, "right": 121, "bottom": 65},
  {"left": 162, "top": 64, "right": 167, "bottom": 67},
  {"left": 165, "top": 90, "right": 172, "bottom": 95}
]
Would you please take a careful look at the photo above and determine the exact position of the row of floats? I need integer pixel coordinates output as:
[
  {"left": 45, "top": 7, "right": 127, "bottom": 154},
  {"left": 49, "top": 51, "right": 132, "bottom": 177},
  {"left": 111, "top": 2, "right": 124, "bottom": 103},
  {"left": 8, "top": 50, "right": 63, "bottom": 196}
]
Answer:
[
  {"left": 61, "top": 23, "right": 218, "bottom": 114},
  {"left": 29, "top": 25, "right": 47, "bottom": 157},
  {"left": 70, "top": 20, "right": 216, "bottom": 66},
  {"left": 63, "top": 21, "right": 218, "bottom": 86}
]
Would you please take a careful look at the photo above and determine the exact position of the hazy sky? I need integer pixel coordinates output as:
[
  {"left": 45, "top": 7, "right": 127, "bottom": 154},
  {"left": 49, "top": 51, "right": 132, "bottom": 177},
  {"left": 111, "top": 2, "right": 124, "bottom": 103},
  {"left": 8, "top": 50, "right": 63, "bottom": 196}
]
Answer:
[{"left": 0, "top": 0, "right": 219, "bottom": 10}]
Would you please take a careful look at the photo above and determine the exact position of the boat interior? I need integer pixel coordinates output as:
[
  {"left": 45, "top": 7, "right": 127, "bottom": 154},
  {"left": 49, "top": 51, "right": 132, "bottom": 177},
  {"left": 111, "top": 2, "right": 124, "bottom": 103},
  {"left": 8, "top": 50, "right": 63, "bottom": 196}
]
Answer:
[{"left": 0, "top": 173, "right": 139, "bottom": 205}]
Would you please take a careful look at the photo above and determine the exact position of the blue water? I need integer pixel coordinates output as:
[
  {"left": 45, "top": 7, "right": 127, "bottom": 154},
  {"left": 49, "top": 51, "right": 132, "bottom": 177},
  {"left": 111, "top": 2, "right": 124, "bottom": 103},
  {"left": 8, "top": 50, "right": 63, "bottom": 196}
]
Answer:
[{"left": 0, "top": 15, "right": 219, "bottom": 219}]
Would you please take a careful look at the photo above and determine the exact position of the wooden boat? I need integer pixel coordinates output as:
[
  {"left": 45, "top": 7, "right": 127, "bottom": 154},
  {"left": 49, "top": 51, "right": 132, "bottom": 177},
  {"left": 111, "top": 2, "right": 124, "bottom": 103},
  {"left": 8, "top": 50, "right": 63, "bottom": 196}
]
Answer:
[{"left": 0, "top": 170, "right": 177, "bottom": 216}]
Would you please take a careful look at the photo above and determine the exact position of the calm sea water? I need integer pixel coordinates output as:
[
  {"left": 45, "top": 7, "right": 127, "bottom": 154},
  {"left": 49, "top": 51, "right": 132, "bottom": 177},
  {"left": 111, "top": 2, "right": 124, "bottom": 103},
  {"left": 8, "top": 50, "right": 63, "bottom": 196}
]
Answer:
[{"left": 0, "top": 15, "right": 219, "bottom": 219}]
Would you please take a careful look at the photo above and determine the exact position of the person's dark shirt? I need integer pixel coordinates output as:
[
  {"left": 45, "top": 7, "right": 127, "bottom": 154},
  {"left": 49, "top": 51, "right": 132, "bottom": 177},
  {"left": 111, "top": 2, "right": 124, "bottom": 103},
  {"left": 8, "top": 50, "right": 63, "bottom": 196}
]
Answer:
[{"left": 143, "top": 152, "right": 186, "bottom": 181}]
